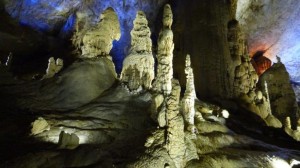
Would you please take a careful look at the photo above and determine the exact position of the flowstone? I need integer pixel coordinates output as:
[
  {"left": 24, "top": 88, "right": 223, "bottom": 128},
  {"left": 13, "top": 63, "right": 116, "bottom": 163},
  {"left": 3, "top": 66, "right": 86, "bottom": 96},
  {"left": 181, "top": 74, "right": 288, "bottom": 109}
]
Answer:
[
  {"left": 120, "top": 11, "right": 154, "bottom": 91},
  {"left": 152, "top": 4, "right": 174, "bottom": 95},
  {"left": 72, "top": 8, "right": 121, "bottom": 58}
]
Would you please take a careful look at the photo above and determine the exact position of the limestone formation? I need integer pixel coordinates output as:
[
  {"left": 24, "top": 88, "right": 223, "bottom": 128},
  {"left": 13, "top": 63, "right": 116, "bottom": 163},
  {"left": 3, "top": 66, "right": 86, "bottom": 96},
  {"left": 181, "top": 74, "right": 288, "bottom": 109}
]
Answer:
[
  {"left": 227, "top": 20, "right": 243, "bottom": 66},
  {"left": 166, "top": 79, "right": 186, "bottom": 168},
  {"left": 284, "top": 116, "right": 300, "bottom": 141},
  {"left": 43, "top": 57, "right": 64, "bottom": 79},
  {"left": 120, "top": 11, "right": 155, "bottom": 91},
  {"left": 31, "top": 117, "right": 50, "bottom": 135},
  {"left": 58, "top": 131, "right": 80, "bottom": 149},
  {"left": 233, "top": 54, "right": 258, "bottom": 97},
  {"left": 227, "top": 20, "right": 283, "bottom": 128},
  {"left": 181, "top": 55, "right": 197, "bottom": 133},
  {"left": 152, "top": 4, "right": 174, "bottom": 95},
  {"left": 72, "top": 8, "right": 121, "bottom": 58},
  {"left": 258, "top": 59, "right": 299, "bottom": 129}
]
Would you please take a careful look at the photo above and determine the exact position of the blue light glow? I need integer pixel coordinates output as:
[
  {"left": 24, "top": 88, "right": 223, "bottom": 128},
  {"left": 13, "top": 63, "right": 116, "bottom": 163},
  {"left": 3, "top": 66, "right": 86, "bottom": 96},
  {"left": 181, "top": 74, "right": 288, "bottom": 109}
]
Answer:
[{"left": 60, "top": 14, "right": 76, "bottom": 35}]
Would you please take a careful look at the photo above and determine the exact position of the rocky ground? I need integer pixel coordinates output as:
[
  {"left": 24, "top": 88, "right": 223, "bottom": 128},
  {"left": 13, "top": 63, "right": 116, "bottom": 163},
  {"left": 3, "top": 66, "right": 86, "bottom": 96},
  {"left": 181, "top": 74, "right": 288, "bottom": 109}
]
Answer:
[{"left": 1, "top": 63, "right": 300, "bottom": 168}]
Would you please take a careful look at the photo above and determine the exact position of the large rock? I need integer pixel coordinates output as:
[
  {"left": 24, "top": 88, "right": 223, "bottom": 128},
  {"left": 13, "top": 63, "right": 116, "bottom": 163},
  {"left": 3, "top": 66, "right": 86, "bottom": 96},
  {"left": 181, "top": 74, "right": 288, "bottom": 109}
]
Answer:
[
  {"left": 21, "top": 58, "right": 117, "bottom": 110},
  {"left": 31, "top": 117, "right": 50, "bottom": 135},
  {"left": 258, "top": 59, "right": 299, "bottom": 129},
  {"left": 58, "top": 131, "right": 79, "bottom": 149}
]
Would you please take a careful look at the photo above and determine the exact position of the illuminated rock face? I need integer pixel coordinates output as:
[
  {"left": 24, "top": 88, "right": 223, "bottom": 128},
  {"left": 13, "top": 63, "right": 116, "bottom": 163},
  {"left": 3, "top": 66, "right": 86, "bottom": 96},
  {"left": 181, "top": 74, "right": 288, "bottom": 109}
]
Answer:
[
  {"left": 228, "top": 21, "right": 258, "bottom": 97},
  {"left": 43, "top": 57, "right": 63, "bottom": 79},
  {"left": 3, "top": 0, "right": 167, "bottom": 72},
  {"left": 166, "top": 79, "right": 186, "bottom": 168},
  {"left": 228, "top": 20, "right": 282, "bottom": 128},
  {"left": 152, "top": 4, "right": 174, "bottom": 95},
  {"left": 236, "top": 0, "right": 300, "bottom": 83},
  {"left": 258, "top": 59, "right": 299, "bottom": 129},
  {"left": 120, "top": 11, "right": 154, "bottom": 91},
  {"left": 72, "top": 8, "right": 120, "bottom": 58},
  {"left": 182, "top": 55, "right": 196, "bottom": 133}
]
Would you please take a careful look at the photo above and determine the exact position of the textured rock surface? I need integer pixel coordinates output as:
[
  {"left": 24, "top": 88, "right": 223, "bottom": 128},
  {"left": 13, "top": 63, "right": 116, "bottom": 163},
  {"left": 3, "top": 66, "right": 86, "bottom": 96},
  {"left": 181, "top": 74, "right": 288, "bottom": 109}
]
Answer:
[
  {"left": 227, "top": 19, "right": 282, "bottom": 128},
  {"left": 166, "top": 79, "right": 186, "bottom": 168},
  {"left": 152, "top": 4, "right": 174, "bottom": 95},
  {"left": 173, "top": 0, "right": 235, "bottom": 99},
  {"left": 1, "top": 63, "right": 300, "bottom": 167},
  {"left": 58, "top": 131, "right": 79, "bottom": 149},
  {"left": 120, "top": 11, "right": 154, "bottom": 91},
  {"left": 181, "top": 55, "right": 196, "bottom": 132},
  {"left": 236, "top": 0, "right": 300, "bottom": 82},
  {"left": 258, "top": 60, "right": 299, "bottom": 129},
  {"left": 228, "top": 20, "right": 258, "bottom": 97},
  {"left": 42, "top": 57, "right": 63, "bottom": 79},
  {"left": 3, "top": 0, "right": 167, "bottom": 72},
  {"left": 31, "top": 117, "right": 50, "bottom": 135},
  {"left": 19, "top": 58, "right": 117, "bottom": 110},
  {"left": 72, "top": 8, "right": 120, "bottom": 58}
]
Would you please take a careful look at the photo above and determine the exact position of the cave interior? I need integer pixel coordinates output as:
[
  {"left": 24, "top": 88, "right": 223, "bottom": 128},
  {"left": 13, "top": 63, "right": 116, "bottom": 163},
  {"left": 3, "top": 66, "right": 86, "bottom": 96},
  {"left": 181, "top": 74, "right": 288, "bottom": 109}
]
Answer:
[{"left": 0, "top": 0, "right": 300, "bottom": 167}]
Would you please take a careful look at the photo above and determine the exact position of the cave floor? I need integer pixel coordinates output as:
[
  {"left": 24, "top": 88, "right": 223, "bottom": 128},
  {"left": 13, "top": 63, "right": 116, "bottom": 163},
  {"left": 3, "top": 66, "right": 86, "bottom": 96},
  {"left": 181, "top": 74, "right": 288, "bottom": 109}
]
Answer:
[{"left": 1, "top": 65, "right": 300, "bottom": 168}]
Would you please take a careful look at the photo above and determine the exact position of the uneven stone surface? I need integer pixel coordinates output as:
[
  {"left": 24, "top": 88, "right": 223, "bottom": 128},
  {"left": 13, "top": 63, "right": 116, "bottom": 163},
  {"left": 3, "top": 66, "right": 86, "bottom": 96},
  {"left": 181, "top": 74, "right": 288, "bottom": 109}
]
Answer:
[
  {"left": 236, "top": 0, "right": 300, "bottom": 82},
  {"left": 42, "top": 57, "right": 63, "bottom": 79},
  {"left": 19, "top": 58, "right": 117, "bottom": 110},
  {"left": 31, "top": 117, "right": 50, "bottom": 135},
  {"left": 72, "top": 8, "right": 120, "bottom": 58},
  {"left": 228, "top": 20, "right": 258, "bottom": 97},
  {"left": 173, "top": 0, "right": 234, "bottom": 99},
  {"left": 120, "top": 11, "right": 154, "bottom": 91},
  {"left": 152, "top": 4, "right": 174, "bottom": 95},
  {"left": 227, "top": 19, "right": 282, "bottom": 129},
  {"left": 58, "top": 131, "right": 79, "bottom": 149},
  {"left": 181, "top": 55, "right": 196, "bottom": 132},
  {"left": 166, "top": 79, "right": 186, "bottom": 168},
  {"left": 258, "top": 59, "right": 299, "bottom": 129}
]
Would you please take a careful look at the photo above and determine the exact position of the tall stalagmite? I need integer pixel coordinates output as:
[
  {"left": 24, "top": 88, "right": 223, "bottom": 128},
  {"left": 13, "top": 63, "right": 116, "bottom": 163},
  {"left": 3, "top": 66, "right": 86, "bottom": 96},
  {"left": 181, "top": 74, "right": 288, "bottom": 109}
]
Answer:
[
  {"left": 120, "top": 11, "right": 155, "bottom": 91},
  {"left": 152, "top": 4, "right": 174, "bottom": 95},
  {"left": 166, "top": 79, "right": 186, "bottom": 168},
  {"left": 182, "top": 55, "right": 196, "bottom": 133}
]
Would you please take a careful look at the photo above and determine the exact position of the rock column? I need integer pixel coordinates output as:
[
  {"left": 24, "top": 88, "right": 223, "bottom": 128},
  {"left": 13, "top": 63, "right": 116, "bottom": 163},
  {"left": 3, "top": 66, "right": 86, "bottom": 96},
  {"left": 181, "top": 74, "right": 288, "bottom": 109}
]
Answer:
[
  {"left": 152, "top": 4, "right": 174, "bottom": 95},
  {"left": 120, "top": 11, "right": 155, "bottom": 91},
  {"left": 182, "top": 55, "right": 197, "bottom": 133}
]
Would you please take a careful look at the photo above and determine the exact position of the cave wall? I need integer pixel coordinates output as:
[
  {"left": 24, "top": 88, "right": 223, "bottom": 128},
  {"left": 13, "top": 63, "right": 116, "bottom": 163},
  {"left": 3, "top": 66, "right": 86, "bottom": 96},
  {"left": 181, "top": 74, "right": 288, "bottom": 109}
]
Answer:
[
  {"left": 236, "top": 0, "right": 300, "bottom": 82},
  {"left": 173, "top": 0, "right": 235, "bottom": 99},
  {"left": 3, "top": 0, "right": 167, "bottom": 72}
]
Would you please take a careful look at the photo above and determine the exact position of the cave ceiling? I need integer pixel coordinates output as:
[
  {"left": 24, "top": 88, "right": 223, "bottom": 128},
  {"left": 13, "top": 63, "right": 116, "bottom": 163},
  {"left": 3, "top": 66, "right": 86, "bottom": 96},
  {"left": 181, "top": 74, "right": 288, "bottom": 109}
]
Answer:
[
  {"left": 237, "top": 0, "right": 300, "bottom": 82},
  {"left": 2, "top": 0, "right": 300, "bottom": 82}
]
